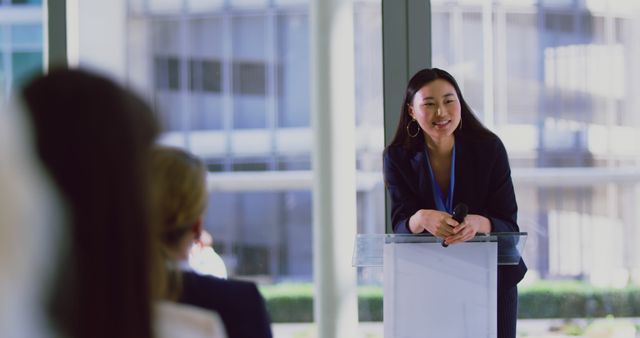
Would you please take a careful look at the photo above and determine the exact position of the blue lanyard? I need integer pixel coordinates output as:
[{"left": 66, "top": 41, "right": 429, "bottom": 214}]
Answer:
[{"left": 425, "top": 144, "right": 456, "bottom": 214}]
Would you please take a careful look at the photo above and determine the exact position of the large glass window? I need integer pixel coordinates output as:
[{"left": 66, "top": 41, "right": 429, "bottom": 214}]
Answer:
[
  {"left": 0, "top": 4, "right": 43, "bottom": 102},
  {"left": 11, "top": 50, "right": 41, "bottom": 89},
  {"left": 127, "top": 0, "right": 384, "bottom": 335},
  {"left": 126, "top": 2, "right": 341, "bottom": 283},
  {"left": 29, "top": 0, "right": 639, "bottom": 335},
  {"left": 277, "top": 13, "right": 309, "bottom": 128},
  {"left": 189, "top": 18, "right": 224, "bottom": 130},
  {"left": 151, "top": 19, "right": 182, "bottom": 131},
  {"left": 232, "top": 15, "right": 268, "bottom": 129},
  {"left": 431, "top": 0, "right": 640, "bottom": 290},
  {"left": 11, "top": 0, "right": 42, "bottom": 5}
]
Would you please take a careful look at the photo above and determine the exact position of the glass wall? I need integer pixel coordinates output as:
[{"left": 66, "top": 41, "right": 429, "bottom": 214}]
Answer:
[
  {"left": 125, "top": 0, "right": 640, "bottom": 335},
  {"left": 127, "top": 0, "right": 385, "bottom": 284},
  {"left": 431, "top": 0, "right": 640, "bottom": 287},
  {"left": 0, "top": 0, "right": 43, "bottom": 103}
]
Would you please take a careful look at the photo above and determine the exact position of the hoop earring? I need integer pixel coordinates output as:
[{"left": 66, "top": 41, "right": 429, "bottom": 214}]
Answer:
[{"left": 406, "top": 119, "right": 420, "bottom": 138}]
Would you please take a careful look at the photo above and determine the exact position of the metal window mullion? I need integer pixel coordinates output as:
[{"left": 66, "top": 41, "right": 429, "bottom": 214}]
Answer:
[
  {"left": 496, "top": 4, "right": 508, "bottom": 127},
  {"left": 222, "top": 12, "right": 233, "bottom": 170},
  {"left": 5, "top": 21, "right": 13, "bottom": 98},
  {"left": 481, "top": 0, "right": 494, "bottom": 129},
  {"left": 604, "top": 5, "right": 616, "bottom": 168},
  {"left": 266, "top": 7, "right": 279, "bottom": 282},
  {"left": 2, "top": 24, "right": 11, "bottom": 99},
  {"left": 451, "top": 5, "right": 463, "bottom": 87},
  {"left": 266, "top": 8, "right": 277, "bottom": 170},
  {"left": 179, "top": 2, "right": 191, "bottom": 149},
  {"left": 382, "top": 0, "right": 431, "bottom": 233},
  {"left": 149, "top": 18, "right": 162, "bottom": 113}
]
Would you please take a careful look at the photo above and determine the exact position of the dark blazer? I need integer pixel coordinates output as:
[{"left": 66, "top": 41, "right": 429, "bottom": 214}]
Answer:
[
  {"left": 179, "top": 271, "right": 273, "bottom": 338},
  {"left": 383, "top": 133, "right": 527, "bottom": 290}
]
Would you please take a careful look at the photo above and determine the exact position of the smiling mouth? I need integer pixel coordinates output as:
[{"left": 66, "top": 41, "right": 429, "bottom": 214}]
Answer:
[{"left": 432, "top": 120, "right": 451, "bottom": 127}]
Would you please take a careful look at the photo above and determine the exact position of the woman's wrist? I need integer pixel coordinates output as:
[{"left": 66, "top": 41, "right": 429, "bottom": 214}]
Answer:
[
  {"left": 469, "top": 214, "right": 491, "bottom": 234},
  {"left": 408, "top": 211, "right": 424, "bottom": 234}
]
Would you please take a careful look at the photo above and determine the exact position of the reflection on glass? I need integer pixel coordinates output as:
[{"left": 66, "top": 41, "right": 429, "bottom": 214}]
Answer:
[
  {"left": 126, "top": 0, "right": 380, "bottom": 333},
  {"left": 277, "top": 14, "right": 309, "bottom": 127},
  {"left": 188, "top": 18, "right": 224, "bottom": 131},
  {"left": 11, "top": 0, "right": 42, "bottom": 5},
  {"left": 232, "top": 16, "right": 267, "bottom": 129},
  {"left": 230, "top": 0, "right": 268, "bottom": 9},
  {"left": 0, "top": 4, "right": 43, "bottom": 104},
  {"left": 11, "top": 51, "right": 41, "bottom": 90},
  {"left": 188, "top": 0, "right": 224, "bottom": 12},
  {"left": 147, "top": 0, "right": 181, "bottom": 12},
  {"left": 11, "top": 24, "right": 42, "bottom": 47}
]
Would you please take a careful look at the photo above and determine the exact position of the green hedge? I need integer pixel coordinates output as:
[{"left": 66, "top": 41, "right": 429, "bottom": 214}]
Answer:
[
  {"left": 518, "top": 281, "right": 640, "bottom": 319},
  {"left": 259, "top": 283, "right": 382, "bottom": 322},
  {"left": 259, "top": 282, "right": 640, "bottom": 323}
]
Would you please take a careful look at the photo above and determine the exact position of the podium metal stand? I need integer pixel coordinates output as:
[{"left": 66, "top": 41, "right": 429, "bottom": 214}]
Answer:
[{"left": 353, "top": 233, "right": 527, "bottom": 338}]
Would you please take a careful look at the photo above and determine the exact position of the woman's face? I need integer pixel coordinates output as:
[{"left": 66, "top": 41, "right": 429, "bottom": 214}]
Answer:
[{"left": 408, "top": 79, "right": 461, "bottom": 144}]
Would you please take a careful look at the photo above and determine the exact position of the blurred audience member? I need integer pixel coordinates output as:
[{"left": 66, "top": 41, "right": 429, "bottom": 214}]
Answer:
[
  {"left": 155, "top": 301, "right": 227, "bottom": 338},
  {"left": 21, "top": 69, "right": 161, "bottom": 338},
  {"left": 151, "top": 145, "right": 273, "bottom": 338},
  {"left": 0, "top": 104, "right": 61, "bottom": 338}
]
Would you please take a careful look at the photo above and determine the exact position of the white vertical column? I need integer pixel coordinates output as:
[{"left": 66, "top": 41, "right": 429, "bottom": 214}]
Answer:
[
  {"left": 630, "top": 183, "right": 640, "bottom": 283},
  {"left": 310, "top": 0, "right": 358, "bottom": 337},
  {"left": 495, "top": 4, "right": 507, "bottom": 127},
  {"left": 451, "top": 5, "right": 463, "bottom": 87},
  {"left": 482, "top": 0, "right": 494, "bottom": 128},
  {"left": 178, "top": 6, "right": 191, "bottom": 149},
  {"left": 66, "top": 0, "right": 127, "bottom": 81},
  {"left": 604, "top": 3, "right": 620, "bottom": 286}
]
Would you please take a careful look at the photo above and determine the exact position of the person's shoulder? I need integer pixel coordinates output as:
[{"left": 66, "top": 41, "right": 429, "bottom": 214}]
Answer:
[
  {"left": 183, "top": 271, "right": 258, "bottom": 292},
  {"left": 384, "top": 143, "right": 416, "bottom": 162},
  {"left": 457, "top": 130, "right": 504, "bottom": 154},
  {"left": 182, "top": 271, "right": 248, "bottom": 286}
]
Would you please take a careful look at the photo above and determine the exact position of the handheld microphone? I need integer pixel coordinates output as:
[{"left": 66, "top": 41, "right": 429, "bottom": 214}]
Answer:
[{"left": 442, "top": 203, "right": 468, "bottom": 247}]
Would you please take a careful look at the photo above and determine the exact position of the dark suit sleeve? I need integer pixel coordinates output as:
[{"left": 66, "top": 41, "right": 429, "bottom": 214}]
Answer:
[
  {"left": 485, "top": 139, "right": 519, "bottom": 233},
  {"left": 383, "top": 148, "right": 423, "bottom": 233},
  {"left": 244, "top": 283, "right": 273, "bottom": 338},
  {"left": 179, "top": 273, "right": 273, "bottom": 338}
]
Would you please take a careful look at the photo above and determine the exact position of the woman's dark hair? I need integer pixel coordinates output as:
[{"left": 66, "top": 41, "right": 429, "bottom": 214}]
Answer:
[
  {"left": 21, "top": 68, "right": 160, "bottom": 338},
  {"left": 389, "top": 68, "right": 495, "bottom": 152}
]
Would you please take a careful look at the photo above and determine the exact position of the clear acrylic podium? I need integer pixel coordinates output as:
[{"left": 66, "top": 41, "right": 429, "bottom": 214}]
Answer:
[{"left": 353, "top": 233, "right": 527, "bottom": 338}]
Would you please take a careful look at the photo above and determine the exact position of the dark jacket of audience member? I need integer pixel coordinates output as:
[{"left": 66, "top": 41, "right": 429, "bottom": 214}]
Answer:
[
  {"left": 21, "top": 69, "right": 160, "bottom": 338},
  {"left": 180, "top": 271, "right": 272, "bottom": 338}
]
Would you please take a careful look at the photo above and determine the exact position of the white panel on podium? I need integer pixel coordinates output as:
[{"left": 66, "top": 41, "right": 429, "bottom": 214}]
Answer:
[{"left": 383, "top": 241, "right": 497, "bottom": 338}]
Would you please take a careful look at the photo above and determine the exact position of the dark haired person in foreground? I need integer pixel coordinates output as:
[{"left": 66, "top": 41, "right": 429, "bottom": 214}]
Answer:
[
  {"left": 22, "top": 68, "right": 228, "bottom": 338},
  {"left": 383, "top": 68, "right": 527, "bottom": 338},
  {"left": 21, "top": 68, "right": 161, "bottom": 338}
]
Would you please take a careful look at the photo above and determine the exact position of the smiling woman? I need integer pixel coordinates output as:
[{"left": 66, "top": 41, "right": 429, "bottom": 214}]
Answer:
[
  {"left": 383, "top": 68, "right": 527, "bottom": 338},
  {"left": 408, "top": 79, "right": 461, "bottom": 146}
]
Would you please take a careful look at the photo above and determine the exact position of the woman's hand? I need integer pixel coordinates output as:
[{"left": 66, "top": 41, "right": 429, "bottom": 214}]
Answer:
[
  {"left": 444, "top": 214, "right": 491, "bottom": 245},
  {"left": 408, "top": 209, "right": 460, "bottom": 237}
]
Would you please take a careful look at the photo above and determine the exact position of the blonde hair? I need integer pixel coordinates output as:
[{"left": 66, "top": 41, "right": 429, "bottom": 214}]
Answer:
[{"left": 150, "top": 146, "right": 208, "bottom": 249}]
